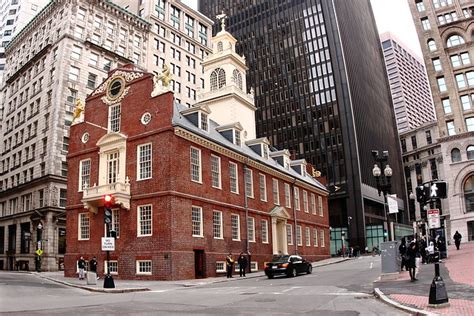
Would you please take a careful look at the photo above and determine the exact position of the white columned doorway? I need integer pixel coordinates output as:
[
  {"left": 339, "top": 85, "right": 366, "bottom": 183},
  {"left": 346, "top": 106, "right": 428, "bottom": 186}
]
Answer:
[{"left": 269, "top": 206, "right": 291, "bottom": 255}]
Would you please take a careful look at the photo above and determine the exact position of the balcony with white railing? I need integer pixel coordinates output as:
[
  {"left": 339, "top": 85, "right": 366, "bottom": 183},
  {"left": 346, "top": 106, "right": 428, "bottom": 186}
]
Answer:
[{"left": 82, "top": 177, "right": 131, "bottom": 213}]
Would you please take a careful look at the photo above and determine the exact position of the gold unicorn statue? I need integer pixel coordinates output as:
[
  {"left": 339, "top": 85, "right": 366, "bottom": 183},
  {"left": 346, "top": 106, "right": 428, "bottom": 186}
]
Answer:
[{"left": 72, "top": 98, "right": 84, "bottom": 123}]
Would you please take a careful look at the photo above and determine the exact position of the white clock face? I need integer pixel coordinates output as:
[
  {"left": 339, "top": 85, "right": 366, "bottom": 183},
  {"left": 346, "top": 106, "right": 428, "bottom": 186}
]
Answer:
[
  {"left": 141, "top": 112, "right": 152, "bottom": 125},
  {"left": 81, "top": 132, "right": 90, "bottom": 144}
]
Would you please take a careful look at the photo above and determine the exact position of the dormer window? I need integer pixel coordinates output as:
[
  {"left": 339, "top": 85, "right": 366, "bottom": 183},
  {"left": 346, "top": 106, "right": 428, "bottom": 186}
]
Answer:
[
  {"left": 200, "top": 112, "right": 208, "bottom": 132},
  {"left": 234, "top": 130, "right": 241, "bottom": 146},
  {"left": 284, "top": 157, "right": 290, "bottom": 169},
  {"left": 262, "top": 144, "right": 269, "bottom": 159}
]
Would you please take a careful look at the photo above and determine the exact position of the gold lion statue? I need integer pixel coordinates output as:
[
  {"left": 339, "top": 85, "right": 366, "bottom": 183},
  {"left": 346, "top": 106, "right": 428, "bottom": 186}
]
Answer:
[
  {"left": 154, "top": 64, "right": 172, "bottom": 88},
  {"left": 72, "top": 99, "right": 84, "bottom": 123}
]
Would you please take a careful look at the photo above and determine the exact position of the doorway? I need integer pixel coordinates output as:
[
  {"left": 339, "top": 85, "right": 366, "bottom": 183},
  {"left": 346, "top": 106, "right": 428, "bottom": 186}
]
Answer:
[{"left": 194, "top": 249, "right": 205, "bottom": 279}]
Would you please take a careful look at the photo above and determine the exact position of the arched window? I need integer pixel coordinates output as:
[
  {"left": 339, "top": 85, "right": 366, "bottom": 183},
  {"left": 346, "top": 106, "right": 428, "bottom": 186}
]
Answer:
[
  {"left": 451, "top": 148, "right": 462, "bottom": 162},
  {"left": 447, "top": 35, "right": 465, "bottom": 48},
  {"left": 427, "top": 39, "right": 437, "bottom": 52},
  {"left": 210, "top": 68, "right": 226, "bottom": 91},
  {"left": 232, "top": 69, "right": 242, "bottom": 90},
  {"left": 467, "top": 145, "right": 474, "bottom": 160},
  {"left": 464, "top": 175, "right": 474, "bottom": 213},
  {"left": 217, "top": 41, "right": 223, "bottom": 52}
]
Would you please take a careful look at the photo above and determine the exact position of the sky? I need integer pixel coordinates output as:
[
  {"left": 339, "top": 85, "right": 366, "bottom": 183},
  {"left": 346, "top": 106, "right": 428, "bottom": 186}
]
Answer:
[{"left": 182, "top": 0, "right": 423, "bottom": 58}]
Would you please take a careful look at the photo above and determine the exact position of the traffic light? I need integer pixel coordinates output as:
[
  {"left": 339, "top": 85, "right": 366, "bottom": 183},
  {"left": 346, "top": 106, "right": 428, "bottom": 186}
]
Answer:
[
  {"left": 103, "top": 194, "right": 113, "bottom": 225},
  {"left": 415, "top": 186, "right": 426, "bottom": 203},
  {"left": 430, "top": 181, "right": 447, "bottom": 199}
]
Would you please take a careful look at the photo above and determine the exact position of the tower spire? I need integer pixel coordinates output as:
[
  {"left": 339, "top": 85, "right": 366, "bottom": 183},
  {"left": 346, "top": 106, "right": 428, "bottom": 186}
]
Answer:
[{"left": 216, "top": 10, "right": 227, "bottom": 32}]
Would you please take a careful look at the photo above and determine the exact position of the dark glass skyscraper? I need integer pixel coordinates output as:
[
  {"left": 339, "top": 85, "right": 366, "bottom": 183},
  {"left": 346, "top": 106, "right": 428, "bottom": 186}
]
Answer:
[{"left": 199, "top": 0, "right": 407, "bottom": 252}]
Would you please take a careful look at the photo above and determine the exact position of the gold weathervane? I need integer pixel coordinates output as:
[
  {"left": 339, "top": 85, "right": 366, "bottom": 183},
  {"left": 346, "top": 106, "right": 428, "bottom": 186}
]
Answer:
[{"left": 72, "top": 98, "right": 84, "bottom": 123}]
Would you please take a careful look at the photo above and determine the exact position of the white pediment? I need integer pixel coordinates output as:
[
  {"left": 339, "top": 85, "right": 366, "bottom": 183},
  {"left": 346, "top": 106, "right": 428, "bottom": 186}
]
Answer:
[{"left": 269, "top": 206, "right": 291, "bottom": 219}]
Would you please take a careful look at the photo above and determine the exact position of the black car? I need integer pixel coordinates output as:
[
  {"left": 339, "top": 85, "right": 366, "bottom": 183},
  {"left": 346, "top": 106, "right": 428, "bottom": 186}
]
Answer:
[{"left": 264, "top": 255, "right": 312, "bottom": 279}]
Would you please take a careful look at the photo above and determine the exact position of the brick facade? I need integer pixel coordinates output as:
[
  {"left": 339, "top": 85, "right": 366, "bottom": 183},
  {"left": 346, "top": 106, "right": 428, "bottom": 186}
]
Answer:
[{"left": 65, "top": 65, "right": 330, "bottom": 280}]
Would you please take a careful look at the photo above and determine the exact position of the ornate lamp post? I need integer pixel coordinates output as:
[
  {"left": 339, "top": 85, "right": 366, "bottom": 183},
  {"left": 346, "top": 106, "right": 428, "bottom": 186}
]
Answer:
[{"left": 372, "top": 150, "right": 393, "bottom": 241}]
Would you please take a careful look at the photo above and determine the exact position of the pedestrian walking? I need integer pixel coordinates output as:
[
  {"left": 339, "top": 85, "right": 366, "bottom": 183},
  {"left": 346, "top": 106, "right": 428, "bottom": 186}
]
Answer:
[
  {"left": 453, "top": 231, "right": 462, "bottom": 250},
  {"left": 89, "top": 256, "right": 98, "bottom": 280},
  {"left": 238, "top": 252, "right": 248, "bottom": 277},
  {"left": 399, "top": 238, "right": 407, "bottom": 271},
  {"left": 226, "top": 252, "right": 234, "bottom": 278},
  {"left": 437, "top": 236, "right": 447, "bottom": 259},
  {"left": 418, "top": 237, "right": 427, "bottom": 264},
  {"left": 78, "top": 256, "right": 86, "bottom": 280},
  {"left": 406, "top": 241, "right": 417, "bottom": 282}
]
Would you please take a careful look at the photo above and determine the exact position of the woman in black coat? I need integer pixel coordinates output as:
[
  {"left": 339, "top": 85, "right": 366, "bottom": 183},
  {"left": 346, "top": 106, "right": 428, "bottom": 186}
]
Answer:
[{"left": 406, "top": 241, "right": 417, "bottom": 281}]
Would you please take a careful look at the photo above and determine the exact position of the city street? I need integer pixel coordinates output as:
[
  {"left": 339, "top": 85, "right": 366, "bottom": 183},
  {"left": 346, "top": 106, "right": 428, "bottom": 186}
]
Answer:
[{"left": 0, "top": 256, "right": 407, "bottom": 315}]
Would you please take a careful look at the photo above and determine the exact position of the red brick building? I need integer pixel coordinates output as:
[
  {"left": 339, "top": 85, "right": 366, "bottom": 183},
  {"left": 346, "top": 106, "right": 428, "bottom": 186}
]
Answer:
[{"left": 65, "top": 29, "right": 329, "bottom": 280}]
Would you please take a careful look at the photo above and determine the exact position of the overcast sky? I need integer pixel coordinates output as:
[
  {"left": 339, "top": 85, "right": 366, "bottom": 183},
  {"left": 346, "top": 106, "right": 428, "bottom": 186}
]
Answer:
[{"left": 182, "top": 0, "right": 423, "bottom": 58}]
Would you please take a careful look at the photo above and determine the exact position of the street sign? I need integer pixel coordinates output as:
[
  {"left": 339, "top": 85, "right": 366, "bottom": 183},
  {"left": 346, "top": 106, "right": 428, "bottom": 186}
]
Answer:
[
  {"left": 35, "top": 249, "right": 43, "bottom": 256},
  {"left": 387, "top": 194, "right": 398, "bottom": 214},
  {"left": 101, "top": 237, "right": 115, "bottom": 251},
  {"left": 427, "top": 209, "right": 441, "bottom": 229}
]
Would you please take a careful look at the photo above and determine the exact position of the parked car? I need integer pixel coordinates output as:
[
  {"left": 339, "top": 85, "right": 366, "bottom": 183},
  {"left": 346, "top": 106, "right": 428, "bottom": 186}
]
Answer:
[{"left": 264, "top": 255, "right": 312, "bottom": 279}]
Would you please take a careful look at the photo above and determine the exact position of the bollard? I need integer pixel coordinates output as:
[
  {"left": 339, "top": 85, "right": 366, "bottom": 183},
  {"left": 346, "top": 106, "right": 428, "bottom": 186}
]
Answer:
[{"left": 428, "top": 263, "right": 449, "bottom": 307}]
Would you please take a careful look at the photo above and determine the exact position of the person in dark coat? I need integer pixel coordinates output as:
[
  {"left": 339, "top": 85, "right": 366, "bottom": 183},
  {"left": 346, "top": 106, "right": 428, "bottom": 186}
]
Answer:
[
  {"left": 399, "top": 238, "right": 407, "bottom": 271},
  {"left": 89, "top": 256, "right": 98, "bottom": 279},
  {"left": 78, "top": 256, "right": 86, "bottom": 280},
  {"left": 226, "top": 252, "right": 234, "bottom": 278},
  {"left": 406, "top": 241, "right": 417, "bottom": 281},
  {"left": 453, "top": 231, "right": 462, "bottom": 250},
  {"left": 237, "top": 252, "right": 248, "bottom": 277},
  {"left": 418, "top": 237, "right": 427, "bottom": 264}
]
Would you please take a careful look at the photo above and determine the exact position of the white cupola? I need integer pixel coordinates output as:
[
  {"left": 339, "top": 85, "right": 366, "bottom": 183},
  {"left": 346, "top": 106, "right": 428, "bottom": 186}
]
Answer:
[{"left": 194, "top": 12, "right": 256, "bottom": 140}]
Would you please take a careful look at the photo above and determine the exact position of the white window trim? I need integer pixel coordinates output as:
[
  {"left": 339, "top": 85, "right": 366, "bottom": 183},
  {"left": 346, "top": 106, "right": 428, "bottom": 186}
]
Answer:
[
  {"left": 213, "top": 210, "right": 223, "bottom": 239},
  {"left": 104, "top": 260, "right": 118, "bottom": 275},
  {"left": 273, "top": 178, "right": 280, "bottom": 205},
  {"left": 285, "top": 183, "right": 291, "bottom": 208},
  {"left": 294, "top": 187, "right": 301, "bottom": 211},
  {"left": 303, "top": 190, "right": 309, "bottom": 213},
  {"left": 78, "top": 159, "right": 91, "bottom": 192},
  {"left": 250, "top": 262, "right": 258, "bottom": 272},
  {"left": 262, "top": 219, "right": 269, "bottom": 244},
  {"left": 245, "top": 168, "right": 254, "bottom": 198},
  {"left": 305, "top": 227, "right": 311, "bottom": 246},
  {"left": 137, "top": 143, "right": 152, "bottom": 181},
  {"left": 137, "top": 204, "right": 153, "bottom": 237},
  {"left": 190, "top": 146, "right": 202, "bottom": 183},
  {"left": 314, "top": 228, "right": 318, "bottom": 247},
  {"left": 297, "top": 225, "right": 302, "bottom": 246},
  {"left": 192, "top": 206, "right": 204, "bottom": 237},
  {"left": 229, "top": 162, "right": 239, "bottom": 194},
  {"left": 78, "top": 212, "right": 90, "bottom": 240},
  {"left": 318, "top": 196, "right": 324, "bottom": 217},
  {"left": 311, "top": 193, "right": 316, "bottom": 215},
  {"left": 320, "top": 230, "right": 325, "bottom": 247},
  {"left": 136, "top": 260, "right": 152, "bottom": 275},
  {"left": 211, "top": 154, "right": 222, "bottom": 189},
  {"left": 287, "top": 224, "right": 293, "bottom": 245},
  {"left": 259, "top": 173, "right": 267, "bottom": 202},
  {"left": 216, "top": 261, "right": 226, "bottom": 273},
  {"left": 231, "top": 213, "right": 241, "bottom": 241},
  {"left": 248, "top": 217, "right": 255, "bottom": 242}
]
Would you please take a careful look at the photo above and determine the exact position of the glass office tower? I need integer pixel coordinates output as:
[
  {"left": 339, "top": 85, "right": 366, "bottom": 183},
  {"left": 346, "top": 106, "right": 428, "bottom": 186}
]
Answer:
[{"left": 199, "top": 0, "right": 407, "bottom": 252}]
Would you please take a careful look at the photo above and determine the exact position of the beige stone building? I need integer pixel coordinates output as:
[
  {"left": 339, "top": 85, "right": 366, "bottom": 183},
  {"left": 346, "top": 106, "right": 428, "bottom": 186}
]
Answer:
[
  {"left": 0, "top": 0, "right": 149, "bottom": 271},
  {"left": 113, "top": 0, "right": 213, "bottom": 107},
  {"left": 409, "top": 0, "right": 474, "bottom": 242}
]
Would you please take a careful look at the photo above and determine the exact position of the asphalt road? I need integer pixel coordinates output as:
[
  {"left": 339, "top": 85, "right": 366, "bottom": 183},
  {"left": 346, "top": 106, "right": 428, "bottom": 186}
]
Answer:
[{"left": 0, "top": 256, "right": 408, "bottom": 315}]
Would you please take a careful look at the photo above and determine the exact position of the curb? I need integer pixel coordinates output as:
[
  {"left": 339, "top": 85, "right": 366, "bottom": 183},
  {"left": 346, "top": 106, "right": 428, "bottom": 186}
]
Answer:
[
  {"left": 37, "top": 274, "right": 150, "bottom": 293},
  {"left": 373, "top": 288, "right": 439, "bottom": 316}
]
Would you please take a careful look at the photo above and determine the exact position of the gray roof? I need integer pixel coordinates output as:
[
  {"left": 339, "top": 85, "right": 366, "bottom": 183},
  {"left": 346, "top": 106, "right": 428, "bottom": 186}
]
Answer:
[{"left": 171, "top": 103, "right": 328, "bottom": 192}]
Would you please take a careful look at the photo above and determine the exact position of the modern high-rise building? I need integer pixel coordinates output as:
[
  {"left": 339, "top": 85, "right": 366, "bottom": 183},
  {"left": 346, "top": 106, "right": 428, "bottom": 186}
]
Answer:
[
  {"left": 112, "top": 0, "right": 213, "bottom": 107},
  {"left": 199, "top": 0, "right": 409, "bottom": 252},
  {"left": 408, "top": 0, "right": 474, "bottom": 242},
  {"left": 0, "top": 0, "right": 149, "bottom": 271},
  {"left": 0, "top": 0, "right": 50, "bottom": 83},
  {"left": 380, "top": 32, "right": 436, "bottom": 133}
]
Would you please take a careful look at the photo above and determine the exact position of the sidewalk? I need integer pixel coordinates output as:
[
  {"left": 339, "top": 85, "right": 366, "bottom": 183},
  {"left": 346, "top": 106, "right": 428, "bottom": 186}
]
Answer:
[
  {"left": 375, "top": 242, "right": 474, "bottom": 315},
  {"left": 33, "top": 256, "right": 350, "bottom": 293}
]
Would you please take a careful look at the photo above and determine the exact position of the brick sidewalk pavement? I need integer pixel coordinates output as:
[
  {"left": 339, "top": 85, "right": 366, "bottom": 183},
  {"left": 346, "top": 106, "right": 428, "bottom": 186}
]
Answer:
[
  {"left": 444, "top": 242, "right": 474, "bottom": 286},
  {"left": 376, "top": 242, "right": 474, "bottom": 315}
]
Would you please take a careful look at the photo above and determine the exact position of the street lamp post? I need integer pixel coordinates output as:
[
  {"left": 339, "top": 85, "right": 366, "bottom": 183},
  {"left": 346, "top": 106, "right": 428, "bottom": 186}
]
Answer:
[{"left": 372, "top": 150, "right": 393, "bottom": 241}]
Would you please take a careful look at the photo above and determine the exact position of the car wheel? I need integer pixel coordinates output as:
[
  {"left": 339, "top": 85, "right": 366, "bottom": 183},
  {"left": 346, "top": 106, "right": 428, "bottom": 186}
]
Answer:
[
  {"left": 267, "top": 274, "right": 274, "bottom": 279},
  {"left": 288, "top": 268, "right": 297, "bottom": 278},
  {"left": 307, "top": 265, "right": 312, "bottom": 274}
]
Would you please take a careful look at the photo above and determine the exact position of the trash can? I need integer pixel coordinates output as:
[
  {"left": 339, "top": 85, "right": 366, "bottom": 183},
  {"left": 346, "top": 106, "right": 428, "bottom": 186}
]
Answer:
[{"left": 380, "top": 241, "right": 400, "bottom": 274}]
